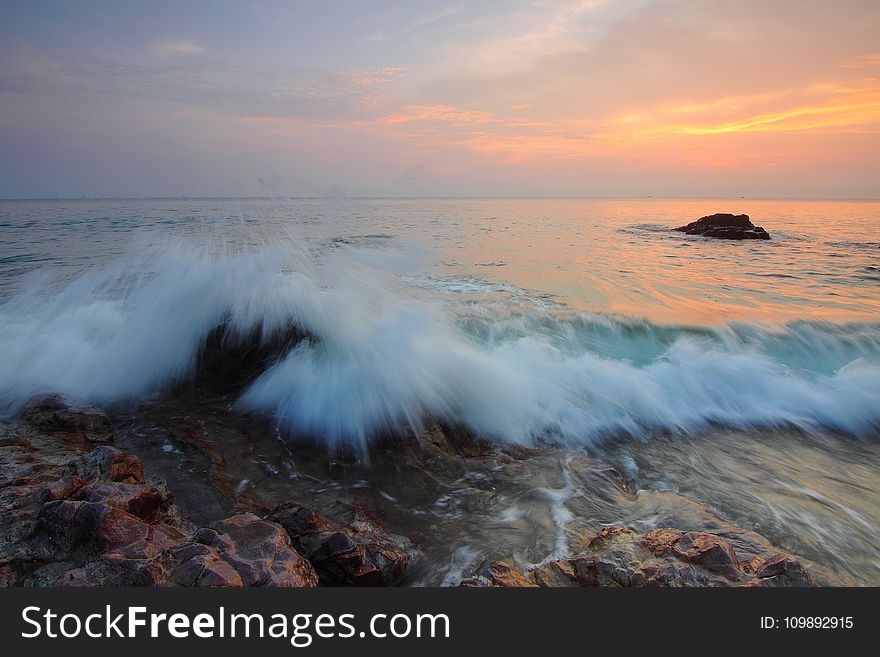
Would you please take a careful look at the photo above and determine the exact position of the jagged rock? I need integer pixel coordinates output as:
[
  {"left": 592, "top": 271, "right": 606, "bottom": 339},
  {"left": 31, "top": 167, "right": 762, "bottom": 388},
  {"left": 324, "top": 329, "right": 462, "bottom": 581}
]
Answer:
[
  {"left": 66, "top": 445, "right": 144, "bottom": 484},
  {"left": 39, "top": 512, "right": 318, "bottom": 588},
  {"left": 168, "top": 543, "right": 244, "bottom": 587},
  {"left": 193, "top": 513, "right": 318, "bottom": 587},
  {"left": 270, "top": 501, "right": 417, "bottom": 586},
  {"left": 0, "top": 433, "right": 150, "bottom": 583},
  {"left": 643, "top": 528, "right": 741, "bottom": 579},
  {"left": 674, "top": 213, "right": 770, "bottom": 240},
  {"left": 34, "top": 500, "right": 183, "bottom": 560},
  {"left": 458, "top": 560, "right": 536, "bottom": 587},
  {"left": 743, "top": 553, "right": 816, "bottom": 587},
  {"left": 529, "top": 525, "right": 821, "bottom": 587},
  {"left": 72, "top": 481, "right": 174, "bottom": 523},
  {"left": 22, "top": 395, "right": 114, "bottom": 443},
  {"left": 0, "top": 398, "right": 844, "bottom": 589}
]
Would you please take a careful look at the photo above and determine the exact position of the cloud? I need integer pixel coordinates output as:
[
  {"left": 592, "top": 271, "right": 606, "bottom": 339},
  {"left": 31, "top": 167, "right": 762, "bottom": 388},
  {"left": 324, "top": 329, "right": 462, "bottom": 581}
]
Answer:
[
  {"left": 411, "top": 5, "right": 465, "bottom": 30},
  {"left": 152, "top": 39, "right": 205, "bottom": 58}
]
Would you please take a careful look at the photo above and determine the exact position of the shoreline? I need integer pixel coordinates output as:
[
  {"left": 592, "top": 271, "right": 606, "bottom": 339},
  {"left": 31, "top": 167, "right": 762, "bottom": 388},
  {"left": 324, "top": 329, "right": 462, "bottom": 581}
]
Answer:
[{"left": 0, "top": 394, "right": 848, "bottom": 587}]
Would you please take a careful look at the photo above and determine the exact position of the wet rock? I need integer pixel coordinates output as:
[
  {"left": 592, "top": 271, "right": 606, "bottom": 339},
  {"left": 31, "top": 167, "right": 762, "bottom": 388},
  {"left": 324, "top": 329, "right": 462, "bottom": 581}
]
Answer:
[
  {"left": 168, "top": 543, "right": 243, "bottom": 587},
  {"left": 532, "top": 526, "right": 735, "bottom": 587},
  {"left": 36, "top": 512, "right": 318, "bottom": 587},
  {"left": 644, "top": 528, "right": 741, "bottom": 579},
  {"left": 22, "top": 395, "right": 114, "bottom": 443},
  {"left": 530, "top": 525, "right": 822, "bottom": 587},
  {"left": 194, "top": 513, "right": 318, "bottom": 587},
  {"left": 1, "top": 432, "right": 145, "bottom": 582},
  {"left": 72, "top": 481, "right": 174, "bottom": 523},
  {"left": 196, "top": 324, "right": 308, "bottom": 392},
  {"left": 458, "top": 560, "right": 536, "bottom": 587},
  {"left": 34, "top": 500, "right": 182, "bottom": 560},
  {"left": 66, "top": 445, "right": 144, "bottom": 484},
  {"left": 743, "top": 553, "right": 816, "bottom": 587},
  {"left": 271, "top": 501, "right": 417, "bottom": 586},
  {"left": 674, "top": 213, "right": 770, "bottom": 240}
]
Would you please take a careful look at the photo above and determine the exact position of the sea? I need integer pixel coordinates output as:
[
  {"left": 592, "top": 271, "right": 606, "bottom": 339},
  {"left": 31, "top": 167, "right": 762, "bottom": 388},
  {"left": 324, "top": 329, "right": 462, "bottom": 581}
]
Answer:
[{"left": 0, "top": 197, "right": 878, "bottom": 583}]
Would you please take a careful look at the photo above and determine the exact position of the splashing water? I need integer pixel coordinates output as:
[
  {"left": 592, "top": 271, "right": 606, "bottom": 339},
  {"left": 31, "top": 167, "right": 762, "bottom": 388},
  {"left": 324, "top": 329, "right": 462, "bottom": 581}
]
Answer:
[{"left": 1, "top": 227, "right": 878, "bottom": 455}]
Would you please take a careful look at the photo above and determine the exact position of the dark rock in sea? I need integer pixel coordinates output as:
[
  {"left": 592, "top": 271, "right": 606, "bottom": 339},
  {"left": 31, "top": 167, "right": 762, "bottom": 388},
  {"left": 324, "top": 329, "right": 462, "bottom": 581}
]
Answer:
[
  {"left": 196, "top": 323, "right": 309, "bottom": 392},
  {"left": 674, "top": 213, "right": 770, "bottom": 240},
  {"left": 270, "top": 501, "right": 418, "bottom": 586}
]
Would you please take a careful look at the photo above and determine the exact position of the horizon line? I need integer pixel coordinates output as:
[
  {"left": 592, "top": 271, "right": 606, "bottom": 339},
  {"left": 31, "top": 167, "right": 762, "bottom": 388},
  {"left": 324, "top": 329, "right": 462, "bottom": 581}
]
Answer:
[{"left": 2, "top": 194, "right": 879, "bottom": 202}]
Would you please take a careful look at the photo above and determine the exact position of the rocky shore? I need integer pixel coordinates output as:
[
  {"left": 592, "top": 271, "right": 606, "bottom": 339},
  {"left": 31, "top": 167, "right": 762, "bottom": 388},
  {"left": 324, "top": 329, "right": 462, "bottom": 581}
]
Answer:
[{"left": 1, "top": 395, "right": 840, "bottom": 587}]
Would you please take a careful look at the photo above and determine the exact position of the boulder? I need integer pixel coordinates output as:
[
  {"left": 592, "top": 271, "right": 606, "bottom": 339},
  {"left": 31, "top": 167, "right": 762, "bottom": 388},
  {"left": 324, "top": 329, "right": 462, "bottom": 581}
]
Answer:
[
  {"left": 742, "top": 553, "right": 816, "bottom": 587},
  {"left": 22, "top": 395, "right": 114, "bottom": 443},
  {"left": 193, "top": 513, "right": 318, "bottom": 587},
  {"left": 270, "top": 501, "right": 418, "bottom": 586},
  {"left": 72, "top": 481, "right": 174, "bottom": 523},
  {"left": 42, "top": 512, "right": 318, "bottom": 588},
  {"left": 674, "top": 213, "right": 770, "bottom": 240}
]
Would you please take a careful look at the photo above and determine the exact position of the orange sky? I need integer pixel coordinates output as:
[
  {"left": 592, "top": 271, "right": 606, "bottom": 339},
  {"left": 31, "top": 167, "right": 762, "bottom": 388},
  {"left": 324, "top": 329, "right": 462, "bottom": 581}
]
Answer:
[{"left": 1, "top": 0, "right": 879, "bottom": 197}]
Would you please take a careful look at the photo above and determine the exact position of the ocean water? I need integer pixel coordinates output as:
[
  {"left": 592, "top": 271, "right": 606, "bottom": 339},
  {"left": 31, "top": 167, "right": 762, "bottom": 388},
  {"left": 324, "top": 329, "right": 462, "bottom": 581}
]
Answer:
[
  {"left": 1, "top": 197, "right": 878, "bottom": 581},
  {"left": 1, "top": 197, "right": 877, "bottom": 441}
]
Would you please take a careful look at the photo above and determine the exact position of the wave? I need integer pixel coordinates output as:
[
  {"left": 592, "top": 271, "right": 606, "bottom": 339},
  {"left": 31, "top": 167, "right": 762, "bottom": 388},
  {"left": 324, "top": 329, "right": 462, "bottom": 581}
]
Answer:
[{"left": 1, "top": 233, "right": 878, "bottom": 453}]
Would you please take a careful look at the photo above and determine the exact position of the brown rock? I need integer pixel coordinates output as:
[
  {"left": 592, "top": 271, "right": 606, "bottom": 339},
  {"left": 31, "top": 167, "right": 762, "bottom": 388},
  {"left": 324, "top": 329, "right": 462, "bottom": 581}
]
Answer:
[
  {"left": 195, "top": 513, "right": 318, "bottom": 587},
  {"left": 67, "top": 446, "right": 144, "bottom": 484},
  {"left": 458, "top": 560, "right": 536, "bottom": 587},
  {"left": 744, "top": 553, "right": 816, "bottom": 587},
  {"left": 672, "top": 531, "right": 742, "bottom": 580},
  {"left": 270, "top": 501, "right": 417, "bottom": 586},
  {"left": 22, "top": 395, "right": 114, "bottom": 443},
  {"left": 72, "top": 481, "right": 174, "bottom": 523}
]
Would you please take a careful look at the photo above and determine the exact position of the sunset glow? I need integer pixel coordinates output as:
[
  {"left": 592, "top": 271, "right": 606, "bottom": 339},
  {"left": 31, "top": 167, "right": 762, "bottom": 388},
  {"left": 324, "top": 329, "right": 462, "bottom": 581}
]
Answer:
[{"left": 1, "top": 0, "right": 878, "bottom": 197}]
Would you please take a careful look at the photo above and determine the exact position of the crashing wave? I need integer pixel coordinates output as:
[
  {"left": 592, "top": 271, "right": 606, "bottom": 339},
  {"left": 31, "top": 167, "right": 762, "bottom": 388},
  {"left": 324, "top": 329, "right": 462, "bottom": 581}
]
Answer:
[{"left": 1, "top": 234, "right": 878, "bottom": 453}]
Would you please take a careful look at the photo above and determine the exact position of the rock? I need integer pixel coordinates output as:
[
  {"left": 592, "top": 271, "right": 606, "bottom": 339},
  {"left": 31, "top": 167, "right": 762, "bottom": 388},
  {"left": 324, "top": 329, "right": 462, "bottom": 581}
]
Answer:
[
  {"left": 270, "top": 501, "right": 417, "bottom": 586},
  {"left": 196, "top": 324, "right": 308, "bottom": 392},
  {"left": 22, "top": 395, "right": 114, "bottom": 443},
  {"left": 743, "top": 553, "right": 816, "bottom": 587},
  {"left": 72, "top": 481, "right": 174, "bottom": 523},
  {"left": 0, "top": 434, "right": 147, "bottom": 583},
  {"left": 35, "top": 511, "right": 318, "bottom": 588},
  {"left": 66, "top": 445, "right": 145, "bottom": 484},
  {"left": 458, "top": 560, "right": 536, "bottom": 587},
  {"left": 193, "top": 513, "right": 318, "bottom": 587},
  {"left": 529, "top": 525, "right": 822, "bottom": 587},
  {"left": 674, "top": 213, "right": 770, "bottom": 240},
  {"left": 645, "top": 528, "right": 741, "bottom": 580},
  {"left": 34, "top": 500, "right": 182, "bottom": 560}
]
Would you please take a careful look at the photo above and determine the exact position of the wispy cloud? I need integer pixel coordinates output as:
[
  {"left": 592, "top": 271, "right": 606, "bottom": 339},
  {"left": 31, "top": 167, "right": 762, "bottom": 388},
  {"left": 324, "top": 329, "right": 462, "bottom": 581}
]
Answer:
[
  {"left": 152, "top": 39, "right": 205, "bottom": 58},
  {"left": 411, "top": 5, "right": 464, "bottom": 30}
]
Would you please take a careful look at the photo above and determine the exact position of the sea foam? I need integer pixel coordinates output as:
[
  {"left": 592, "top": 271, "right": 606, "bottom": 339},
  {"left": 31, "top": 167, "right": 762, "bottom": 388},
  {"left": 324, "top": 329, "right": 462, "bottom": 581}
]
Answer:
[{"left": 0, "top": 233, "right": 878, "bottom": 452}]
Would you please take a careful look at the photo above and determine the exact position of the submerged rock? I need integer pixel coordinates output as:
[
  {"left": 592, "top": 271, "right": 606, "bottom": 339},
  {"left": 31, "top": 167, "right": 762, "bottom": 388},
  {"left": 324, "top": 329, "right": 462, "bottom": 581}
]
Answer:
[{"left": 674, "top": 213, "right": 770, "bottom": 240}]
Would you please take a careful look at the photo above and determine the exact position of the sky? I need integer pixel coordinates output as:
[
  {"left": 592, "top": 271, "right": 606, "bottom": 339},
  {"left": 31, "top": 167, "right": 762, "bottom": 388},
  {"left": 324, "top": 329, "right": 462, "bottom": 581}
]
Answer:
[{"left": 1, "top": 0, "right": 879, "bottom": 198}]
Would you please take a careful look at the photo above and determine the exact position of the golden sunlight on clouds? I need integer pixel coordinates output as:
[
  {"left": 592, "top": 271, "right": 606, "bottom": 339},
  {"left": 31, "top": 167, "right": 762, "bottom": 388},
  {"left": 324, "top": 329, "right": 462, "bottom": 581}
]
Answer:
[{"left": 364, "top": 73, "right": 880, "bottom": 169}]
